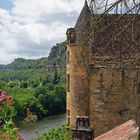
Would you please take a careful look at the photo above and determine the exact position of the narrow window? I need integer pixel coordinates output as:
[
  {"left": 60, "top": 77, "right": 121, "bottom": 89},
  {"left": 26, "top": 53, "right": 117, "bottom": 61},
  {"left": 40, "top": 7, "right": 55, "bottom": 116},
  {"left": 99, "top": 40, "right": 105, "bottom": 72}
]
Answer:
[
  {"left": 67, "top": 74, "right": 70, "bottom": 92},
  {"left": 67, "top": 110, "right": 70, "bottom": 125},
  {"left": 67, "top": 51, "right": 70, "bottom": 64},
  {"left": 137, "top": 82, "right": 140, "bottom": 93},
  {"left": 67, "top": 117, "right": 70, "bottom": 125},
  {"left": 68, "top": 109, "right": 70, "bottom": 116}
]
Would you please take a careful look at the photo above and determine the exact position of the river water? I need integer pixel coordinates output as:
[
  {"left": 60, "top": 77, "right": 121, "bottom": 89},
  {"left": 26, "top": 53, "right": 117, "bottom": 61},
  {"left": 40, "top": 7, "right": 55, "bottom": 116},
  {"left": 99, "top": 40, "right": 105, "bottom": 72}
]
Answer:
[{"left": 19, "top": 114, "right": 66, "bottom": 140}]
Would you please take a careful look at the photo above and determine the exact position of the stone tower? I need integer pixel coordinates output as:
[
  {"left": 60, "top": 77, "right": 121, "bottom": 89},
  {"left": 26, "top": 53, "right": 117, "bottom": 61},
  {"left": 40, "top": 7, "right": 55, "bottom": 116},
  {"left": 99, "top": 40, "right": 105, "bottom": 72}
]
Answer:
[{"left": 66, "top": 0, "right": 91, "bottom": 126}]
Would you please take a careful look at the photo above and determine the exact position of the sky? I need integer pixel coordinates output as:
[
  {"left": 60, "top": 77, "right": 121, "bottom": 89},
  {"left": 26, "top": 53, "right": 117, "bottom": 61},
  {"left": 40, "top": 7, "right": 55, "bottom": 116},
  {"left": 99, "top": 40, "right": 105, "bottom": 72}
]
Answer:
[{"left": 0, "top": 0, "right": 84, "bottom": 64}]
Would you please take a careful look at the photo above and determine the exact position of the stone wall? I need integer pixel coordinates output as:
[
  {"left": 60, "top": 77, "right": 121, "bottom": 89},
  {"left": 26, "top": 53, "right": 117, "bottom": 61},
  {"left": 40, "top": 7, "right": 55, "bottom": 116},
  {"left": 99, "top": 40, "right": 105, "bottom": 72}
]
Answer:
[{"left": 89, "top": 67, "right": 140, "bottom": 136}]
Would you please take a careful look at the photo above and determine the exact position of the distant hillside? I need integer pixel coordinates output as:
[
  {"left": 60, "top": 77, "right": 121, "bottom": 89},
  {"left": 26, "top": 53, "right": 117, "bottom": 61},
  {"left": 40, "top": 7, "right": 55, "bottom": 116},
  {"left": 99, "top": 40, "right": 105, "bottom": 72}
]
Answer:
[
  {"left": 0, "top": 42, "right": 66, "bottom": 72},
  {"left": 0, "top": 64, "right": 6, "bottom": 70}
]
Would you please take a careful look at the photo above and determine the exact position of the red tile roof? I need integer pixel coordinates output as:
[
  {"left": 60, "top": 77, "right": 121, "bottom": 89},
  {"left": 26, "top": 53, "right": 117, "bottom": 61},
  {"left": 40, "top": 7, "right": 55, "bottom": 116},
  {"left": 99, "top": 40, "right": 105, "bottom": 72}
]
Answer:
[{"left": 95, "top": 120, "right": 139, "bottom": 140}]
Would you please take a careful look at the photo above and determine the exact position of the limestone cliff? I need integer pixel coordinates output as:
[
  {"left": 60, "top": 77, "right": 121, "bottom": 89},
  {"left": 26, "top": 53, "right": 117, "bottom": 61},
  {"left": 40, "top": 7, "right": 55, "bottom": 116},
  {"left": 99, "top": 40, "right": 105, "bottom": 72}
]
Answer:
[{"left": 47, "top": 42, "right": 66, "bottom": 71}]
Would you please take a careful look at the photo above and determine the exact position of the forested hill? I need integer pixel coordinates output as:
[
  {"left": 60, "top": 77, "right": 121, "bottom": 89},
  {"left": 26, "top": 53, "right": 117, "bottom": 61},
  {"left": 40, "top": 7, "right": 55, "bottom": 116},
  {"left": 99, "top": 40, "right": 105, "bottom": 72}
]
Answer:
[
  {"left": 0, "top": 42, "right": 67, "bottom": 123},
  {"left": 0, "top": 42, "right": 66, "bottom": 71}
]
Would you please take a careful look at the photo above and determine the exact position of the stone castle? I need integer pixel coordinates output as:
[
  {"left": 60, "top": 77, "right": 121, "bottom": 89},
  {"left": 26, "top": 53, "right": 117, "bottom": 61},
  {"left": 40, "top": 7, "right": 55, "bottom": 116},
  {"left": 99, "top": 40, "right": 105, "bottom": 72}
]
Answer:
[{"left": 66, "top": 0, "right": 140, "bottom": 137}]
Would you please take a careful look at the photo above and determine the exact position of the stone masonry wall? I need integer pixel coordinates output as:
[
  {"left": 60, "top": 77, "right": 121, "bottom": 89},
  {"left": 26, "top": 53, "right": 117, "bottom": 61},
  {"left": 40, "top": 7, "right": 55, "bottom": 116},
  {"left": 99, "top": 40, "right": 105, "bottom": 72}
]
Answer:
[{"left": 89, "top": 67, "right": 140, "bottom": 137}]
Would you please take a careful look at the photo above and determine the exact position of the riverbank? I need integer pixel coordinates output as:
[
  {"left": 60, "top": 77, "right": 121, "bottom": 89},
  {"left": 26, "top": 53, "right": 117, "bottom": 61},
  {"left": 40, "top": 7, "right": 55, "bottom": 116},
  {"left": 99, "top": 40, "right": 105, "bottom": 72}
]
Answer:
[{"left": 19, "top": 114, "right": 66, "bottom": 140}]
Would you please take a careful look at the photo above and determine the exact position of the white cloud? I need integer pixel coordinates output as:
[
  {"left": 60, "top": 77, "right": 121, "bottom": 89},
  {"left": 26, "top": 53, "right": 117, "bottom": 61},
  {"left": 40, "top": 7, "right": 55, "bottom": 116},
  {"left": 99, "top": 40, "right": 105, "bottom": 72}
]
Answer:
[
  {"left": 0, "top": 0, "right": 84, "bottom": 64},
  {"left": 12, "top": 0, "right": 82, "bottom": 16}
]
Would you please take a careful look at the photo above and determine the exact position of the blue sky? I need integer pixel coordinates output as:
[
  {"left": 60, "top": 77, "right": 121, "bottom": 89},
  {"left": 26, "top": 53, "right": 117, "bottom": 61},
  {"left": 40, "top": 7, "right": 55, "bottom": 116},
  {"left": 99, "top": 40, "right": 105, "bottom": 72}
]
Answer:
[
  {"left": 0, "top": 0, "right": 83, "bottom": 64},
  {"left": 0, "top": 0, "right": 13, "bottom": 10}
]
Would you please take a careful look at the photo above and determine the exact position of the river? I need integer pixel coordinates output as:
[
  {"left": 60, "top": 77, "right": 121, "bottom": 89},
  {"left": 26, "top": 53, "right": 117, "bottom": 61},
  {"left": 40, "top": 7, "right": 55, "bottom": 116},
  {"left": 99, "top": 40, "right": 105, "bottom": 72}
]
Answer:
[{"left": 19, "top": 114, "right": 66, "bottom": 140}]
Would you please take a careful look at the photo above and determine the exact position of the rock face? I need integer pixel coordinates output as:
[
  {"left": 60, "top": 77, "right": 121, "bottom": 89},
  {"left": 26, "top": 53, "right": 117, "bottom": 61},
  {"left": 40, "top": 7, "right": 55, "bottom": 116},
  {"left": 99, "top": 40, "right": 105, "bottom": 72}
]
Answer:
[
  {"left": 47, "top": 42, "right": 66, "bottom": 71},
  {"left": 49, "top": 45, "right": 61, "bottom": 59}
]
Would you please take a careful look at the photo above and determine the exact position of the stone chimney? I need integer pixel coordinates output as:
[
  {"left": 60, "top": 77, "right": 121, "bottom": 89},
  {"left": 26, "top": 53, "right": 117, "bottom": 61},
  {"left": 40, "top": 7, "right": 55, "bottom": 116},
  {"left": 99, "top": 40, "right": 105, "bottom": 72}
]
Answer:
[{"left": 72, "top": 116, "right": 94, "bottom": 140}]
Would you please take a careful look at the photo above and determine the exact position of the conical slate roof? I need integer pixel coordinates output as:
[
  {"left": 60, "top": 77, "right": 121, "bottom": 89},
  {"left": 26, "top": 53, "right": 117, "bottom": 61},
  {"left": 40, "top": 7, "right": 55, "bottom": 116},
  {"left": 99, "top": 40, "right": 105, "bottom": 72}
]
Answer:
[{"left": 75, "top": 1, "right": 91, "bottom": 45}]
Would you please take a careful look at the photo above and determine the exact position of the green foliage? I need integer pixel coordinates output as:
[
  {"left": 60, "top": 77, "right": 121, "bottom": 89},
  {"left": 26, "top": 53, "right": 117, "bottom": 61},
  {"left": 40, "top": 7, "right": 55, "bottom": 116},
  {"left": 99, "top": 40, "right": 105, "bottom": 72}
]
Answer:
[
  {"left": 52, "top": 70, "right": 60, "bottom": 84},
  {"left": 0, "top": 83, "right": 66, "bottom": 123},
  {"left": 0, "top": 92, "right": 20, "bottom": 140},
  {"left": 0, "top": 41, "right": 66, "bottom": 124},
  {"left": 34, "top": 85, "right": 66, "bottom": 116},
  {"left": 35, "top": 125, "right": 72, "bottom": 140}
]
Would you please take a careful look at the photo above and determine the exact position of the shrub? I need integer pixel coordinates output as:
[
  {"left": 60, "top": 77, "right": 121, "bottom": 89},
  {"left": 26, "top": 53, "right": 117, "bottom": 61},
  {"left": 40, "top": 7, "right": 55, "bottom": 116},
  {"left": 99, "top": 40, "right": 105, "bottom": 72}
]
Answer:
[
  {"left": 35, "top": 125, "right": 72, "bottom": 140},
  {"left": 0, "top": 91, "right": 24, "bottom": 140}
]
